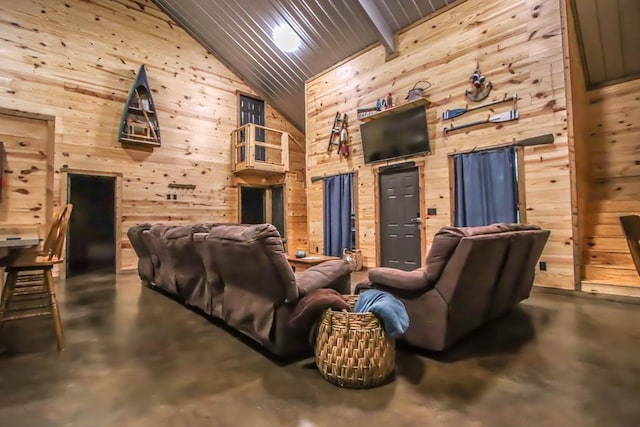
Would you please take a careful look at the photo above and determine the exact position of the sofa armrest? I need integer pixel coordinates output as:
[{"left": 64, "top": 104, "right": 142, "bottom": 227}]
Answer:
[
  {"left": 368, "top": 267, "right": 427, "bottom": 291},
  {"left": 296, "top": 259, "right": 351, "bottom": 296}
]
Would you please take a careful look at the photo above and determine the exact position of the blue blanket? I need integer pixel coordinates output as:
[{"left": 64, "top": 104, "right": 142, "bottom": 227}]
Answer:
[{"left": 354, "top": 290, "right": 409, "bottom": 339}]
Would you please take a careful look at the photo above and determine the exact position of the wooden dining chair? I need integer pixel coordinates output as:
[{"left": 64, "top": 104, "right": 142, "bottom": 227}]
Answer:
[
  {"left": 619, "top": 215, "right": 640, "bottom": 277},
  {"left": 0, "top": 204, "right": 73, "bottom": 351}
]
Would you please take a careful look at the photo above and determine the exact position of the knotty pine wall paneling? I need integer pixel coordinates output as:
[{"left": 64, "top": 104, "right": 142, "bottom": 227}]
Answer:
[
  {"left": 0, "top": 109, "right": 55, "bottom": 232},
  {"left": 306, "top": 0, "right": 574, "bottom": 289},
  {"left": 583, "top": 78, "right": 640, "bottom": 291},
  {"left": 562, "top": 0, "right": 590, "bottom": 288},
  {"left": 0, "top": 0, "right": 306, "bottom": 272}
]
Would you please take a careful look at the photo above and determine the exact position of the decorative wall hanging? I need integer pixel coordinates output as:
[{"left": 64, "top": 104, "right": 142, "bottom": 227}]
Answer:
[
  {"left": 356, "top": 93, "right": 395, "bottom": 120},
  {"left": 443, "top": 110, "right": 518, "bottom": 136},
  {"left": 465, "top": 63, "right": 493, "bottom": 102},
  {"left": 327, "top": 112, "right": 342, "bottom": 152},
  {"left": 326, "top": 112, "right": 349, "bottom": 157},
  {"left": 118, "top": 65, "right": 161, "bottom": 146},
  {"left": 405, "top": 80, "right": 432, "bottom": 101},
  {"left": 442, "top": 93, "right": 517, "bottom": 120},
  {"left": 337, "top": 113, "right": 349, "bottom": 157},
  {"left": 356, "top": 107, "right": 378, "bottom": 120}
]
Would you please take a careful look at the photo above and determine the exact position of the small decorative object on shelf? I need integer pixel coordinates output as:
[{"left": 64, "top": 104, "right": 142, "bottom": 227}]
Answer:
[
  {"left": 465, "top": 63, "right": 493, "bottom": 102},
  {"left": 356, "top": 107, "right": 378, "bottom": 120},
  {"left": 118, "top": 65, "right": 161, "bottom": 146},
  {"left": 405, "top": 80, "right": 432, "bottom": 101}
]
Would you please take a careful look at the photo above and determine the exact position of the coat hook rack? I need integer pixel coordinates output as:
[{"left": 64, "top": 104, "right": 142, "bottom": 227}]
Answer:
[{"left": 168, "top": 183, "right": 196, "bottom": 190}]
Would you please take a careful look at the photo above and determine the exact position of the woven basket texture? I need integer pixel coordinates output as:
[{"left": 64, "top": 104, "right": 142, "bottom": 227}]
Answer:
[
  {"left": 342, "top": 249, "right": 363, "bottom": 272},
  {"left": 315, "top": 294, "right": 395, "bottom": 388}
]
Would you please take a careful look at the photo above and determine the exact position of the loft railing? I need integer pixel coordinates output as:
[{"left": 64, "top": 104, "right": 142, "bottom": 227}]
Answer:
[{"left": 231, "top": 123, "right": 289, "bottom": 175}]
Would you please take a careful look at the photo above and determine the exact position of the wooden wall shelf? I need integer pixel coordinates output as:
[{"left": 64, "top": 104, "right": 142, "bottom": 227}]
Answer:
[
  {"left": 359, "top": 97, "right": 430, "bottom": 122},
  {"left": 118, "top": 65, "right": 161, "bottom": 146}
]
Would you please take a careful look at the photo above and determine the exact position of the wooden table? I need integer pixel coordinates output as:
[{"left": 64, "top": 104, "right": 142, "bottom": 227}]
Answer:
[
  {"left": 286, "top": 255, "right": 340, "bottom": 272},
  {"left": 0, "top": 227, "right": 40, "bottom": 262}
]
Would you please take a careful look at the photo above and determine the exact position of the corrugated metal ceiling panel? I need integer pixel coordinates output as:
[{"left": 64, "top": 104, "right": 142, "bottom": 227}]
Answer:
[
  {"left": 155, "top": 0, "right": 639, "bottom": 129},
  {"left": 572, "top": 0, "right": 640, "bottom": 88},
  {"left": 154, "top": 0, "right": 451, "bottom": 130},
  {"left": 372, "top": 0, "right": 450, "bottom": 31}
]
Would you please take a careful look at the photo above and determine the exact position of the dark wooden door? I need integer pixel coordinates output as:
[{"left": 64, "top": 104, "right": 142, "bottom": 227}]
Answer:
[
  {"left": 379, "top": 168, "right": 421, "bottom": 271},
  {"left": 239, "top": 95, "right": 265, "bottom": 161}
]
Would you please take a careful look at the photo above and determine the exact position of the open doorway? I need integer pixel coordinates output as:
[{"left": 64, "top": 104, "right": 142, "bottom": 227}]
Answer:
[
  {"left": 240, "top": 186, "right": 266, "bottom": 224},
  {"left": 67, "top": 173, "right": 116, "bottom": 277},
  {"left": 239, "top": 184, "right": 286, "bottom": 238}
]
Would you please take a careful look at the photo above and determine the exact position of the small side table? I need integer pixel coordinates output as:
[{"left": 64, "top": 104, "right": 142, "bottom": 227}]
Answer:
[{"left": 286, "top": 255, "right": 340, "bottom": 272}]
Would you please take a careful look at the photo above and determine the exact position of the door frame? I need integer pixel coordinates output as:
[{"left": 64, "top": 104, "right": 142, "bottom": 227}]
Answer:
[
  {"left": 60, "top": 168, "right": 122, "bottom": 279},
  {"left": 237, "top": 183, "right": 286, "bottom": 232},
  {"left": 374, "top": 160, "right": 426, "bottom": 268}
]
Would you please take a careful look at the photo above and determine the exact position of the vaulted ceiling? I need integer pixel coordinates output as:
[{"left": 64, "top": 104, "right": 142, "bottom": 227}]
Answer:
[
  {"left": 153, "top": 0, "right": 640, "bottom": 132},
  {"left": 153, "top": 0, "right": 454, "bottom": 130}
]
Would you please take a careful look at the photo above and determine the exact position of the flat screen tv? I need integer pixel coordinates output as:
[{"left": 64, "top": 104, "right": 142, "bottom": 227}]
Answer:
[{"left": 360, "top": 105, "right": 430, "bottom": 164}]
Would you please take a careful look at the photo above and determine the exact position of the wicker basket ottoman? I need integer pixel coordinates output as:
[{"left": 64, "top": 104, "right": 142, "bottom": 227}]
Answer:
[{"left": 314, "top": 295, "right": 395, "bottom": 388}]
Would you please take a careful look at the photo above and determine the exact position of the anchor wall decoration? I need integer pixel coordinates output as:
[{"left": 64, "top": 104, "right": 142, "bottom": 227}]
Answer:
[{"left": 465, "top": 63, "right": 493, "bottom": 102}]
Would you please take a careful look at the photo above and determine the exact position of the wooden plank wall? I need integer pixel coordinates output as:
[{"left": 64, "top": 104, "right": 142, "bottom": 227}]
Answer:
[
  {"left": 0, "top": 112, "right": 52, "bottom": 232},
  {"left": 0, "top": 0, "right": 306, "bottom": 272},
  {"left": 266, "top": 105, "right": 308, "bottom": 255},
  {"left": 583, "top": 78, "right": 640, "bottom": 289},
  {"left": 562, "top": 0, "right": 589, "bottom": 288},
  {"left": 306, "top": 0, "right": 574, "bottom": 289}
]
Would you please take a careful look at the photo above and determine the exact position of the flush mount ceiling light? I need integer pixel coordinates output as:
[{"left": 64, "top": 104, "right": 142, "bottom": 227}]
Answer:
[{"left": 273, "top": 23, "right": 301, "bottom": 53}]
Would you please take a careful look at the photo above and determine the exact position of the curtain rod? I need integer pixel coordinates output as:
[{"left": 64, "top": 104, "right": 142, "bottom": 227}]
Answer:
[
  {"left": 310, "top": 170, "right": 357, "bottom": 183},
  {"left": 447, "top": 133, "right": 554, "bottom": 157}
]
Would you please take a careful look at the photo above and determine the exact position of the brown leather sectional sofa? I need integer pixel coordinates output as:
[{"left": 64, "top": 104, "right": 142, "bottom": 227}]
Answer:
[
  {"left": 127, "top": 223, "right": 351, "bottom": 356},
  {"left": 358, "top": 223, "right": 550, "bottom": 352}
]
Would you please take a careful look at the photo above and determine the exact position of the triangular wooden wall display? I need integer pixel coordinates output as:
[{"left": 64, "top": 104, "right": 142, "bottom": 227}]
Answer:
[{"left": 118, "top": 65, "right": 161, "bottom": 146}]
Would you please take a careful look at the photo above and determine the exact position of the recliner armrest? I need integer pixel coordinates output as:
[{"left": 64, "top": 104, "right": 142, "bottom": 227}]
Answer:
[
  {"left": 296, "top": 259, "right": 351, "bottom": 296},
  {"left": 369, "top": 267, "right": 427, "bottom": 291}
]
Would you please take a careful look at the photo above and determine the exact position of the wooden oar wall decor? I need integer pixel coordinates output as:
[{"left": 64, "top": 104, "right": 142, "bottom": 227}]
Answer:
[
  {"left": 442, "top": 93, "right": 517, "bottom": 120},
  {"left": 443, "top": 110, "right": 519, "bottom": 136},
  {"left": 442, "top": 92, "right": 519, "bottom": 136}
]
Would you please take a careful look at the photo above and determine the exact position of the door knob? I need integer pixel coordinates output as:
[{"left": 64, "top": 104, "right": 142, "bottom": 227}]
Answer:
[{"left": 410, "top": 217, "right": 422, "bottom": 223}]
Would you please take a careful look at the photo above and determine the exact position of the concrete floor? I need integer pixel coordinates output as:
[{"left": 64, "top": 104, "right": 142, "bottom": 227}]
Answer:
[{"left": 1, "top": 272, "right": 639, "bottom": 427}]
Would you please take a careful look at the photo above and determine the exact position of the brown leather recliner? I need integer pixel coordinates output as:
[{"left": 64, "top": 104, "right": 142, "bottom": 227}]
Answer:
[
  {"left": 360, "top": 223, "right": 550, "bottom": 351},
  {"left": 128, "top": 222, "right": 352, "bottom": 356},
  {"left": 160, "top": 224, "right": 224, "bottom": 316},
  {"left": 142, "top": 224, "right": 181, "bottom": 295},
  {"left": 126, "top": 223, "right": 153, "bottom": 284},
  {"left": 201, "top": 223, "right": 351, "bottom": 356}
]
